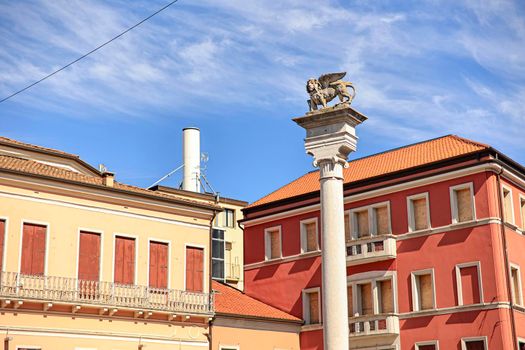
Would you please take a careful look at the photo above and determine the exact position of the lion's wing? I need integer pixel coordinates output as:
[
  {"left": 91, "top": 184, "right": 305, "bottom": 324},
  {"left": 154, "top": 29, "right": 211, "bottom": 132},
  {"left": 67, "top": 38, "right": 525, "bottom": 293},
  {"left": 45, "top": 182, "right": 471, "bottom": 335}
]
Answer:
[{"left": 318, "top": 72, "right": 346, "bottom": 88}]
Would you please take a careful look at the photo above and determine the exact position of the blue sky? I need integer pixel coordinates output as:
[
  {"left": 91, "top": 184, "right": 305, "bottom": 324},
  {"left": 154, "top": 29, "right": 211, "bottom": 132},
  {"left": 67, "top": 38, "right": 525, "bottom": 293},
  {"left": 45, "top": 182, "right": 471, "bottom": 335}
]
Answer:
[{"left": 1, "top": 0, "right": 524, "bottom": 202}]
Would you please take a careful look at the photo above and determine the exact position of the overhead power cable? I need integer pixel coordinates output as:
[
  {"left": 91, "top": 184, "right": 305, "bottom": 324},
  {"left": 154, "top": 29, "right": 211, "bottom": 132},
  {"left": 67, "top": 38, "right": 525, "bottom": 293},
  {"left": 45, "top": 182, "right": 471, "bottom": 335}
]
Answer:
[{"left": 0, "top": 0, "right": 179, "bottom": 104}]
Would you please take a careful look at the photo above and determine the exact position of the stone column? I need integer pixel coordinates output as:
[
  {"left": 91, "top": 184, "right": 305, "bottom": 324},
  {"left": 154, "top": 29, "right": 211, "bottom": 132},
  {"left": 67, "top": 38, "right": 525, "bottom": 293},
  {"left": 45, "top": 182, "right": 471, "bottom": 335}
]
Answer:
[{"left": 293, "top": 104, "right": 367, "bottom": 350}]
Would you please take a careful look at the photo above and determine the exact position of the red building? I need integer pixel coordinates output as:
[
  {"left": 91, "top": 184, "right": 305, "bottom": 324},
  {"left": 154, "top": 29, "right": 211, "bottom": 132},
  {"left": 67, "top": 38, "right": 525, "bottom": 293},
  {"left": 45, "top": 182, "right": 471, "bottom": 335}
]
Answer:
[{"left": 241, "top": 135, "right": 525, "bottom": 350}]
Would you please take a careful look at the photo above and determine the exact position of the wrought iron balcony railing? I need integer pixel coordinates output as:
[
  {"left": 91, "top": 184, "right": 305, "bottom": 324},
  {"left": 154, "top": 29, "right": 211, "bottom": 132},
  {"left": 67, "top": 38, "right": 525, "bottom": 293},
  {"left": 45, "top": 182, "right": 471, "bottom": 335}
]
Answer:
[
  {"left": 0, "top": 271, "right": 213, "bottom": 315},
  {"left": 349, "top": 314, "right": 400, "bottom": 337},
  {"left": 346, "top": 235, "right": 397, "bottom": 265}
]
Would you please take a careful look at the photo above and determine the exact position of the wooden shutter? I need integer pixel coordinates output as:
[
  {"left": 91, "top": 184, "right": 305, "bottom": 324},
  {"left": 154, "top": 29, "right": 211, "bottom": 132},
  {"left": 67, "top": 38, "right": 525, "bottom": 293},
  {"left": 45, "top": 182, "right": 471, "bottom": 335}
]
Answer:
[
  {"left": 0, "top": 220, "right": 4, "bottom": 272},
  {"left": 149, "top": 241, "right": 168, "bottom": 289},
  {"left": 344, "top": 213, "right": 351, "bottom": 242},
  {"left": 347, "top": 285, "right": 353, "bottom": 316},
  {"left": 186, "top": 246, "right": 204, "bottom": 292},
  {"left": 413, "top": 198, "right": 428, "bottom": 230},
  {"left": 21, "top": 223, "right": 46, "bottom": 275},
  {"left": 465, "top": 341, "right": 485, "bottom": 350},
  {"left": 305, "top": 222, "right": 317, "bottom": 252},
  {"left": 460, "top": 266, "right": 481, "bottom": 304},
  {"left": 270, "top": 230, "right": 280, "bottom": 259},
  {"left": 360, "top": 283, "right": 373, "bottom": 315},
  {"left": 512, "top": 268, "right": 521, "bottom": 304},
  {"left": 78, "top": 232, "right": 100, "bottom": 281},
  {"left": 379, "top": 279, "right": 393, "bottom": 313},
  {"left": 375, "top": 206, "right": 389, "bottom": 235},
  {"left": 308, "top": 291, "right": 320, "bottom": 324},
  {"left": 456, "top": 188, "right": 473, "bottom": 222},
  {"left": 418, "top": 345, "right": 436, "bottom": 350},
  {"left": 356, "top": 210, "right": 369, "bottom": 238},
  {"left": 114, "top": 236, "right": 135, "bottom": 285},
  {"left": 419, "top": 274, "right": 433, "bottom": 310}
]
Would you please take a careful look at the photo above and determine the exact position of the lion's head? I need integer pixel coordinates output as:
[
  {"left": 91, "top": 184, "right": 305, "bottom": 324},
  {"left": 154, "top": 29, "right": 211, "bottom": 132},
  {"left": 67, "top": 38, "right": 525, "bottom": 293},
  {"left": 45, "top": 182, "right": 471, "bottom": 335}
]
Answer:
[{"left": 306, "top": 78, "right": 320, "bottom": 93}]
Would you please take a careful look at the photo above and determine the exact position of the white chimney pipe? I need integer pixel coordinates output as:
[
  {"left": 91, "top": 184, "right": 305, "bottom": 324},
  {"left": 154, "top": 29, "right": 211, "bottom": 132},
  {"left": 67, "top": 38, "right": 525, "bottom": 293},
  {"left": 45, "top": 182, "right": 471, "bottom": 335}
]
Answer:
[{"left": 182, "top": 127, "right": 201, "bottom": 192}]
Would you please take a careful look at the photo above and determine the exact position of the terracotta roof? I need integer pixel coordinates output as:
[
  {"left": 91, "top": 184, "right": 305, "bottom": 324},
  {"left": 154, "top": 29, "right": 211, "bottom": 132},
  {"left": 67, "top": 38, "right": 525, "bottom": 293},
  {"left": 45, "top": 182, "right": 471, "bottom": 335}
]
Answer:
[
  {"left": 0, "top": 154, "right": 220, "bottom": 210},
  {"left": 0, "top": 136, "right": 79, "bottom": 158},
  {"left": 212, "top": 281, "right": 301, "bottom": 322},
  {"left": 247, "top": 135, "right": 489, "bottom": 208}
]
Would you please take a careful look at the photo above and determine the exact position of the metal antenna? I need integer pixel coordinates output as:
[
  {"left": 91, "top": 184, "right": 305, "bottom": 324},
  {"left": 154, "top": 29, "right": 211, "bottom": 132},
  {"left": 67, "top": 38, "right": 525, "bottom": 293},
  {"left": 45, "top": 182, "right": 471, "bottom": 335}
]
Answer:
[{"left": 148, "top": 164, "right": 184, "bottom": 189}]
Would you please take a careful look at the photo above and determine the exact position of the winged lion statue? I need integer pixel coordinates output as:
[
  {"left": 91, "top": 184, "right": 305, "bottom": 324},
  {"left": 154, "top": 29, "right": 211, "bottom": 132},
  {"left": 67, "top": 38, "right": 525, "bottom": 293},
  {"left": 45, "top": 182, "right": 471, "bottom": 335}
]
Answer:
[{"left": 306, "top": 72, "right": 356, "bottom": 111}]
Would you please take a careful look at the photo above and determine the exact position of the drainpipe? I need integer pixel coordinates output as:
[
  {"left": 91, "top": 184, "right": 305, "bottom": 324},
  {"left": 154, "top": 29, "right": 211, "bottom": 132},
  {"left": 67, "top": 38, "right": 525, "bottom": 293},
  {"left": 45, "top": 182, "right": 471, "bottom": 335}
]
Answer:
[
  {"left": 208, "top": 208, "right": 220, "bottom": 350},
  {"left": 494, "top": 157, "right": 518, "bottom": 349}
]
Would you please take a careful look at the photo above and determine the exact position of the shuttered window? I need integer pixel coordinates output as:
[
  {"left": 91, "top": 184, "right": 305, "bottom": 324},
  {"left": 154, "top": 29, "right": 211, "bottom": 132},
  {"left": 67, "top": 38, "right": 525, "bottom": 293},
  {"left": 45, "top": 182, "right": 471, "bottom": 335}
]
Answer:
[
  {"left": 301, "top": 220, "right": 318, "bottom": 253},
  {"left": 304, "top": 289, "right": 320, "bottom": 324},
  {"left": 78, "top": 231, "right": 100, "bottom": 281},
  {"left": 186, "top": 246, "right": 204, "bottom": 292},
  {"left": 21, "top": 223, "right": 46, "bottom": 275},
  {"left": 114, "top": 236, "right": 135, "bottom": 285},
  {"left": 503, "top": 187, "right": 513, "bottom": 223},
  {"left": 347, "top": 285, "right": 353, "bottom": 316},
  {"left": 454, "top": 186, "right": 474, "bottom": 222},
  {"left": 374, "top": 205, "right": 389, "bottom": 235},
  {"left": 355, "top": 210, "right": 369, "bottom": 238},
  {"left": 378, "top": 279, "right": 393, "bottom": 313},
  {"left": 511, "top": 266, "right": 522, "bottom": 305},
  {"left": 358, "top": 283, "right": 373, "bottom": 315},
  {"left": 520, "top": 198, "right": 525, "bottom": 230},
  {"left": 414, "top": 272, "right": 434, "bottom": 311},
  {"left": 410, "top": 196, "right": 429, "bottom": 231},
  {"left": 265, "top": 227, "right": 281, "bottom": 260},
  {"left": 344, "top": 212, "right": 351, "bottom": 242},
  {"left": 0, "top": 220, "right": 4, "bottom": 272},
  {"left": 149, "top": 241, "right": 168, "bottom": 289},
  {"left": 464, "top": 340, "right": 485, "bottom": 350},
  {"left": 459, "top": 265, "right": 481, "bottom": 305}
]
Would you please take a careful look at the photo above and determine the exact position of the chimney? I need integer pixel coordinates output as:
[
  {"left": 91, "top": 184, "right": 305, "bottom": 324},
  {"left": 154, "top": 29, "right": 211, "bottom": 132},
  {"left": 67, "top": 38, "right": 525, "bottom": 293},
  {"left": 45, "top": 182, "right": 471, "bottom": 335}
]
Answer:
[
  {"left": 182, "top": 127, "right": 201, "bottom": 192},
  {"left": 102, "top": 171, "right": 115, "bottom": 187}
]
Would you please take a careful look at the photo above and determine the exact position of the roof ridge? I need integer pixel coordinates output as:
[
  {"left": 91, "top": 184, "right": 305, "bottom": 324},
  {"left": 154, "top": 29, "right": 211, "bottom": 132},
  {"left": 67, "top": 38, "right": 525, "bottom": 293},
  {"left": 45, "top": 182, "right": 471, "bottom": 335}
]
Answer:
[{"left": 449, "top": 134, "right": 490, "bottom": 148}]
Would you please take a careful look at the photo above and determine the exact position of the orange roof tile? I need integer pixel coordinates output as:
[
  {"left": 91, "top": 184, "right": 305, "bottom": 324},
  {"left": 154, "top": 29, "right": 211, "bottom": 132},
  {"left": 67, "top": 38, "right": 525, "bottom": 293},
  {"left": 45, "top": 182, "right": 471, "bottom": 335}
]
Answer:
[
  {"left": 0, "top": 136, "right": 79, "bottom": 158},
  {"left": 212, "top": 281, "right": 301, "bottom": 322},
  {"left": 248, "top": 135, "right": 489, "bottom": 208}
]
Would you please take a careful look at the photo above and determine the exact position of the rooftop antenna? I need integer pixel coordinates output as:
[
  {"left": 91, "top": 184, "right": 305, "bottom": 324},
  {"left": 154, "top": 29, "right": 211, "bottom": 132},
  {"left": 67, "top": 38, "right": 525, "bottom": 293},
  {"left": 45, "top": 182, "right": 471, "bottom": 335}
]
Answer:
[{"left": 148, "top": 164, "right": 184, "bottom": 189}]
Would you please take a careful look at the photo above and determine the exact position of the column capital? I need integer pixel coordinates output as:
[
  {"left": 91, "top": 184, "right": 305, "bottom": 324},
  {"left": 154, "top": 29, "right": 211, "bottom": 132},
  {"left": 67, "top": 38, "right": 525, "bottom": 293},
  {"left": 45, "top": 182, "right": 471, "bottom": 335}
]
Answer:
[{"left": 293, "top": 103, "right": 367, "bottom": 168}]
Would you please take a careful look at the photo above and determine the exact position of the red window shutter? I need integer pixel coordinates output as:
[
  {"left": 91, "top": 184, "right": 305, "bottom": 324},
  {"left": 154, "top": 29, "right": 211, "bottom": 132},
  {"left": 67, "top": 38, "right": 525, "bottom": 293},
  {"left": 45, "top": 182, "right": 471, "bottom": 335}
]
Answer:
[
  {"left": 186, "top": 247, "right": 204, "bottom": 292},
  {"left": 115, "top": 236, "right": 135, "bottom": 285},
  {"left": 0, "top": 220, "right": 4, "bottom": 272},
  {"left": 78, "top": 232, "right": 100, "bottom": 281},
  {"left": 149, "top": 241, "right": 168, "bottom": 289},
  {"left": 21, "top": 223, "right": 46, "bottom": 275},
  {"left": 460, "top": 266, "right": 481, "bottom": 304}
]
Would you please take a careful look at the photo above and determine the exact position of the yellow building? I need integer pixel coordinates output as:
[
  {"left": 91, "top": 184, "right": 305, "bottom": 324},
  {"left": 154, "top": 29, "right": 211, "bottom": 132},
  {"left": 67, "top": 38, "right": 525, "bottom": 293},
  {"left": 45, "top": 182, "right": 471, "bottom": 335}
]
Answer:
[{"left": 0, "top": 136, "right": 219, "bottom": 350}]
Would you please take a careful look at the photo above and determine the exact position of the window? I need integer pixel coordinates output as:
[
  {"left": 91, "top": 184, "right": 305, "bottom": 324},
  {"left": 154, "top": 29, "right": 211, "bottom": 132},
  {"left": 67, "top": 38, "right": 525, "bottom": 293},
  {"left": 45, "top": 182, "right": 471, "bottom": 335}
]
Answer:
[
  {"left": 149, "top": 241, "right": 168, "bottom": 289},
  {"left": 450, "top": 183, "right": 475, "bottom": 223},
  {"left": 78, "top": 231, "right": 101, "bottom": 281},
  {"left": 224, "top": 209, "right": 235, "bottom": 228},
  {"left": 0, "top": 219, "right": 5, "bottom": 272},
  {"left": 212, "top": 229, "right": 225, "bottom": 280},
  {"left": 185, "top": 246, "right": 204, "bottom": 292},
  {"left": 21, "top": 223, "right": 47, "bottom": 275},
  {"left": 300, "top": 218, "right": 319, "bottom": 253},
  {"left": 348, "top": 274, "right": 396, "bottom": 317},
  {"left": 347, "top": 285, "right": 354, "bottom": 316},
  {"left": 264, "top": 226, "right": 281, "bottom": 260},
  {"left": 416, "top": 342, "right": 438, "bottom": 350},
  {"left": 520, "top": 196, "right": 525, "bottom": 230},
  {"left": 303, "top": 288, "right": 321, "bottom": 324},
  {"left": 519, "top": 340, "right": 525, "bottom": 350},
  {"left": 511, "top": 265, "right": 523, "bottom": 306},
  {"left": 350, "top": 202, "right": 390, "bottom": 238},
  {"left": 357, "top": 282, "right": 373, "bottom": 315},
  {"left": 344, "top": 212, "right": 351, "bottom": 242},
  {"left": 502, "top": 186, "right": 514, "bottom": 224},
  {"left": 461, "top": 337, "right": 487, "bottom": 350},
  {"left": 114, "top": 236, "right": 135, "bottom": 285},
  {"left": 411, "top": 270, "right": 435, "bottom": 311},
  {"left": 456, "top": 262, "right": 482, "bottom": 305},
  {"left": 378, "top": 279, "right": 394, "bottom": 313},
  {"left": 219, "top": 346, "right": 239, "bottom": 350},
  {"left": 408, "top": 193, "right": 430, "bottom": 232}
]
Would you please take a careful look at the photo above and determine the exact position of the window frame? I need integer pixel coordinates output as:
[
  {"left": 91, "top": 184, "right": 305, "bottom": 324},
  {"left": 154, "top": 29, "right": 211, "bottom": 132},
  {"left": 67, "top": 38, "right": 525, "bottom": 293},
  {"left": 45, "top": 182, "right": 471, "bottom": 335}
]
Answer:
[
  {"left": 18, "top": 220, "right": 50, "bottom": 275},
  {"left": 455, "top": 261, "right": 484, "bottom": 306},
  {"left": 510, "top": 263, "right": 523, "bottom": 306},
  {"left": 407, "top": 192, "right": 431, "bottom": 232},
  {"left": 415, "top": 341, "right": 439, "bottom": 350},
  {"left": 450, "top": 182, "right": 476, "bottom": 224},
  {"left": 111, "top": 233, "right": 138, "bottom": 285},
  {"left": 211, "top": 229, "right": 226, "bottom": 281},
  {"left": 147, "top": 238, "right": 171, "bottom": 289},
  {"left": 411, "top": 268, "right": 436, "bottom": 311},
  {"left": 219, "top": 346, "right": 240, "bottom": 350},
  {"left": 502, "top": 184, "right": 516, "bottom": 225},
  {"left": 264, "top": 225, "right": 282, "bottom": 261},
  {"left": 184, "top": 243, "right": 207, "bottom": 293},
  {"left": 0, "top": 216, "right": 8, "bottom": 273},
  {"left": 224, "top": 208, "right": 235, "bottom": 228},
  {"left": 75, "top": 228, "right": 104, "bottom": 282},
  {"left": 302, "top": 286, "right": 322, "bottom": 325},
  {"left": 349, "top": 201, "right": 391, "bottom": 239},
  {"left": 461, "top": 336, "right": 488, "bottom": 350},
  {"left": 300, "top": 217, "right": 319, "bottom": 254},
  {"left": 519, "top": 194, "right": 525, "bottom": 230},
  {"left": 347, "top": 271, "right": 398, "bottom": 316}
]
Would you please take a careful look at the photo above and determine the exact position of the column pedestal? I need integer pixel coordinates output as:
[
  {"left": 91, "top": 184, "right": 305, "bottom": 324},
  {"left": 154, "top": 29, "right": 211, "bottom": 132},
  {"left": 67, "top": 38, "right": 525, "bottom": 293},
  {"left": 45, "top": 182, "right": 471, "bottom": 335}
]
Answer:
[{"left": 293, "top": 103, "right": 367, "bottom": 350}]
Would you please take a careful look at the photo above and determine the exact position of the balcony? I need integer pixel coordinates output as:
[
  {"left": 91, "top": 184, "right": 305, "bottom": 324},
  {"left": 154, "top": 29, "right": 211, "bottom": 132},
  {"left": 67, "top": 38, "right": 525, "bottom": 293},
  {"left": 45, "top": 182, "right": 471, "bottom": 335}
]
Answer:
[
  {"left": 346, "top": 235, "right": 397, "bottom": 266},
  {"left": 0, "top": 272, "right": 213, "bottom": 317},
  {"left": 349, "top": 314, "right": 400, "bottom": 338},
  {"left": 225, "top": 262, "right": 241, "bottom": 282}
]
